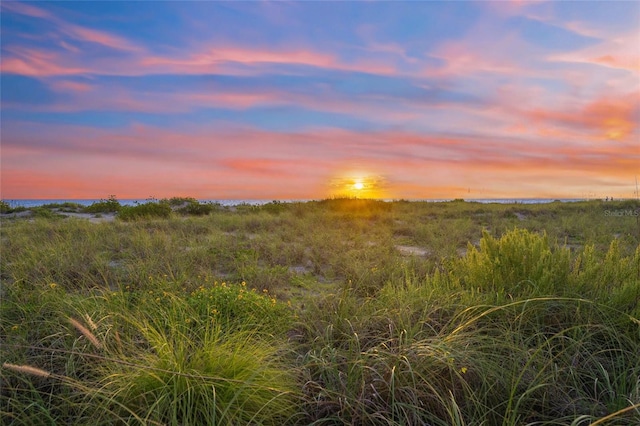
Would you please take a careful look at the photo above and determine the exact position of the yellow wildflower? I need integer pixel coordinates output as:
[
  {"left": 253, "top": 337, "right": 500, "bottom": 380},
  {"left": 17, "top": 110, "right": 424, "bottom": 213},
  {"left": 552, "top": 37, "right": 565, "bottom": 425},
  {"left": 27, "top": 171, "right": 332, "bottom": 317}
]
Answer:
[{"left": 49, "top": 283, "right": 58, "bottom": 290}]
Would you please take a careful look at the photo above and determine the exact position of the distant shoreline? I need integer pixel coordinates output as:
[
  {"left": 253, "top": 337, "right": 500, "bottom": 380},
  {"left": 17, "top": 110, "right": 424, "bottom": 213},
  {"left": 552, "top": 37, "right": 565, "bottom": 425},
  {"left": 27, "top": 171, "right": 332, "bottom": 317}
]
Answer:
[{"left": 2, "top": 197, "right": 628, "bottom": 209}]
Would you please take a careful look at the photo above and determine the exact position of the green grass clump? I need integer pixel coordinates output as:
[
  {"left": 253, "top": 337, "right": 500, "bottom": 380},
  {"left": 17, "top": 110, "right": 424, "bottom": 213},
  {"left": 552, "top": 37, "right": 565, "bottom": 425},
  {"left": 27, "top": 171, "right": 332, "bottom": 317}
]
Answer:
[
  {"left": 99, "top": 286, "right": 297, "bottom": 425},
  {"left": 1, "top": 279, "right": 298, "bottom": 425}
]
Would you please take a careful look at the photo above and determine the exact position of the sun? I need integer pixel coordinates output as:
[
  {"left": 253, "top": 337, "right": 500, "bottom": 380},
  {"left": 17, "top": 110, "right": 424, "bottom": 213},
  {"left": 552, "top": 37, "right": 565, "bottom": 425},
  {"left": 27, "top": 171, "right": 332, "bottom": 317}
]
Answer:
[{"left": 329, "top": 172, "right": 389, "bottom": 199}]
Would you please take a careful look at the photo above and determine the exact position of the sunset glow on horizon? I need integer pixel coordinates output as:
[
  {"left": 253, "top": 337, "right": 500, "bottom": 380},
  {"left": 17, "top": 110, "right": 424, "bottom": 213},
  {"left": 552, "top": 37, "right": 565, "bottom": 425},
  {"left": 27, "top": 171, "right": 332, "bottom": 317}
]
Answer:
[{"left": 1, "top": 1, "right": 639, "bottom": 200}]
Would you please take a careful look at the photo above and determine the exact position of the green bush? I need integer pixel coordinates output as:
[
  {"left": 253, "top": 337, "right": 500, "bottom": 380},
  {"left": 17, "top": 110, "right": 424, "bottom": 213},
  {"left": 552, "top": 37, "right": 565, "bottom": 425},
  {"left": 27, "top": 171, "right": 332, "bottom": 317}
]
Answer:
[
  {"left": 118, "top": 202, "right": 171, "bottom": 221},
  {"left": 0, "top": 201, "right": 27, "bottom": 214},
  {"left": 40, "top": 202, "right": 84, "bottom": 212},
  {"left": 456, "top": 229, "right": 572, "bottom": 297},
  {"left": 260, "top": 200, "right": 287, "bottom": 215},
  {"left": 83, "top": 196, "right": 121, "bottom": 213},
  {"left": 162, "top": 196, "right": 199, "bottom": 207},
  {"left": 177, "top": 201, "right": 216, "bottom": 216}
]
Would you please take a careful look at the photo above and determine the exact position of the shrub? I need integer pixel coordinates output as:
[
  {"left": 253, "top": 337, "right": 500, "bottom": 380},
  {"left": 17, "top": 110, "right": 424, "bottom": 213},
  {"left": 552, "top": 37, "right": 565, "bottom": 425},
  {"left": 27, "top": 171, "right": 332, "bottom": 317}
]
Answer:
[
  {"left": 177, "top": 201, "right": 216, "bottom": 216},
  {"left": 40, "top": 202, "right": 84, "bottom": 212},
  {"left": 118, "top": 202, "right": 171, "bottom": 221},
  {"left": 260, "top": 201, "right": 287, "bottom": 215},
  {"left": 83, "top": 196, "right": 121, "bottom": 213},
  {"left": 456, "top": 229, "right": 571, "bottom": 297},
  {"left": 0, "top": 201, "right": 27, "bottom": 214},
  {"left": 162, "top": 196, "right": 199, "bottom": 207}
]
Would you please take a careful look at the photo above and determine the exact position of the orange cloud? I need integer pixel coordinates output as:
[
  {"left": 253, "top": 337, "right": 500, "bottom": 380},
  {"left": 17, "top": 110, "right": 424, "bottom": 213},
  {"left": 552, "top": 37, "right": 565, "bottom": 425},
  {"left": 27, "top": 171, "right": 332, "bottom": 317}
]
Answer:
[{"left": 524, "top": 93, "right": 638, "bottom": 141}]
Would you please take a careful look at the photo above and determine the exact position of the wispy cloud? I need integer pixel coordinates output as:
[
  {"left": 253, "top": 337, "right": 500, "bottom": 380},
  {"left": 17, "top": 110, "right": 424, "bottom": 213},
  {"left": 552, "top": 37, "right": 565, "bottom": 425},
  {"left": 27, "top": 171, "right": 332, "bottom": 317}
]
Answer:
[
  {"left": 0, "top": 46, "right": 87, "bottom": 76},
  {"left": 1, "top": 1, "right": 54, "bottom": 19},
  {"left": 548, "top": 30, "right": 640, "bottom": 74}
]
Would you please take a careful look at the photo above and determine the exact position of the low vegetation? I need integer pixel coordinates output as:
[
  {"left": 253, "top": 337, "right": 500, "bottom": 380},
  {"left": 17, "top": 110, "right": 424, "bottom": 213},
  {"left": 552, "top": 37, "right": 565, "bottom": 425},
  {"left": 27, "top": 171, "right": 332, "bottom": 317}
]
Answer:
[{"left": 1, "top": 198, "right": 639, "bottom": 424}]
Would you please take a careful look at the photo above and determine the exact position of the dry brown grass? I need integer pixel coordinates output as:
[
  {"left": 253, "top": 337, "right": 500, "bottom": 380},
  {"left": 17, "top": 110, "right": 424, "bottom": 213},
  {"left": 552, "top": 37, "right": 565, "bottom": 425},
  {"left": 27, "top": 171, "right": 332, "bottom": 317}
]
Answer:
[
  {"left": 2, "top": 362, "right": 51, "bottom": 379},
  {"left": 69, "top": 317, "right": 102, "bottom": 350}
]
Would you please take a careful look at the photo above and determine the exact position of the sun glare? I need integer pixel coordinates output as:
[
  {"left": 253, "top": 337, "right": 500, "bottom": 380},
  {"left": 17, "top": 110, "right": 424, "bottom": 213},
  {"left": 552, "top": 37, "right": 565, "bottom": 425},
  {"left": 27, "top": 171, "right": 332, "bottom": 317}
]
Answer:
[{"left": 329, "top": 172, "right": 388, "bottom": 199}]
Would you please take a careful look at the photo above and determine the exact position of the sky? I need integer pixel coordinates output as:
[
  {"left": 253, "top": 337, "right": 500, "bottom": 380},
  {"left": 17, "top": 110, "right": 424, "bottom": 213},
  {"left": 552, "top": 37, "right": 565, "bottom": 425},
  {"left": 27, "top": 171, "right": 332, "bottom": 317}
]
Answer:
[{"left": 1, "top": 1, "right": 639, "bottom": 200}]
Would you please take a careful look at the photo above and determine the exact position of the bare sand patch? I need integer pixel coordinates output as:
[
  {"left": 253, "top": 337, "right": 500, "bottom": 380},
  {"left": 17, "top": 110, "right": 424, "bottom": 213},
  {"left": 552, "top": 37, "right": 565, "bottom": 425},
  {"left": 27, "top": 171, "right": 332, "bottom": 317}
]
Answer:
[
  {"left": 0, "top": 211, "right": 32, "bottom": 219},
  {"left": 515, "top": 212, "right": 527, "bottom": 221},
  {"left": 395, "top": 245, "right": 431, "bottom": 257},
  {"left": 58, "top": 212, "right": 117, "bottom": 223}
]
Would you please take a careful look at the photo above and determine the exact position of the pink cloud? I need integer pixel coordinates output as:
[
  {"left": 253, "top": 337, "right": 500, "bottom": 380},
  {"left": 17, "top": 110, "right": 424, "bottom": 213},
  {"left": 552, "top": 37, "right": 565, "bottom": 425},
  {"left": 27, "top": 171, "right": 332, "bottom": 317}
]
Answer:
[
  {"left": 3, "top": 1, "right": 142, "bottom": 53},
  {"left": 140, "top": 45, "right": 396, "bottom": 76},
  {"left": 425, "top": 37, "right": 522, "bottom": 80},
  {"left": 549, "top": 31, "right": 640, "bottom": 74},
  {"left": 0, "top": 47, "right": 87, "bottom": 77},
  {"left": 62, "top": 24, "right": 141, "bottom": 52},
  {"left": 49, "top": 80, "right": 94, "bottom": 92},
  {"left": 0, "top": 1, "right": 54, "bottom": 19}
]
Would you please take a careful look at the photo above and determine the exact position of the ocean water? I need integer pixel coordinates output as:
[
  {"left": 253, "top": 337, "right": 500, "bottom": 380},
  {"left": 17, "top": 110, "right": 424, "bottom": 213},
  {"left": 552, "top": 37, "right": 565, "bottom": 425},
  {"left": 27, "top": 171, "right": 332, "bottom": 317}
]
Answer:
[{"left": 4, "top": 198, "right": 591, "bottom": 209}]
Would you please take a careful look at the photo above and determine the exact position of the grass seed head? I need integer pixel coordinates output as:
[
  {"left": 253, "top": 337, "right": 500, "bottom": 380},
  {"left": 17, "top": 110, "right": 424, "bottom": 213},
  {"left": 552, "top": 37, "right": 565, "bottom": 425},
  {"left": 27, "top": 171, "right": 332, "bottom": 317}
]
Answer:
[
  {"left": 3, "top": 362, "right": 51, "bottom": 378},
  {"left": 69, "top": 317, "right": 102, "bottom": 349}
]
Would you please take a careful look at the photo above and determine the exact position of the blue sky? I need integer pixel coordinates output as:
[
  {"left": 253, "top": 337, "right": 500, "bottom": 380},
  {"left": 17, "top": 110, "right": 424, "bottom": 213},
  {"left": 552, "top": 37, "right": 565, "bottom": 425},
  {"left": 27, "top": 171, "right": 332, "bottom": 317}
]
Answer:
[{"left": 1, "top": 1, "right": 638, "bottom": 199}]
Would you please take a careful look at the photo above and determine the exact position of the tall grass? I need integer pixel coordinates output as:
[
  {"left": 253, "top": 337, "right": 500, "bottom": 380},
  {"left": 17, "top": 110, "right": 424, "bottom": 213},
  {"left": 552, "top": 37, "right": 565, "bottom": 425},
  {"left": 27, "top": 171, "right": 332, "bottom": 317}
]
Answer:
[
  {"left": 1, "top": 279, "right": 297, "bottom": 425},
  {"left": 2, "top": 199, "right": 639, "bottom": 424}
]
